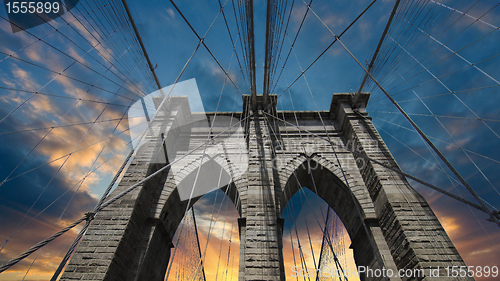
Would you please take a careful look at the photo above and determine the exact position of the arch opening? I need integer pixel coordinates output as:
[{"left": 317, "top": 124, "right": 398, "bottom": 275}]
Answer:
[
  {"left": 281, "top": 187, "right": 359, "bottom": 280},
  {"left": 165, "top": 188, "right": 240, "bottom": 281},
  {"left": 131, "top": 157, "right": 242, "bottom": 281},
  {"left": 280, "top": 159, "right": 382, "bottom": 280}
]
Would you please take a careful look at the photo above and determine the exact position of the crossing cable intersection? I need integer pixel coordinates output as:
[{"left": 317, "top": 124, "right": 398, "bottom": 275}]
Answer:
[
  {"left": 330, "top": 33, "right": 500, "bottom": 228},
  {"left": 3, "top": 0, "right": 500, "bottom": 277},
  {"left": 275, "top": 0, "right": 379, "bottom": 100},
  {"left": 260, "top": 0, "right": 499, "bottom": 224},
  {"left": 0, "top": 111, "right": 253, "bottom": 274},
  {"left": 0, "top": 0, "right": 246, "bottom": 276},
  {"left": 169, "top": 0, "right": 245, "bottom": 98}
]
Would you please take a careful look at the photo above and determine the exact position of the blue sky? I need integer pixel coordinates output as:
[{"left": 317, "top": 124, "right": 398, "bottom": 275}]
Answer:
[{"left": 0, "top": 0, "right": 499, "bottom": 280}]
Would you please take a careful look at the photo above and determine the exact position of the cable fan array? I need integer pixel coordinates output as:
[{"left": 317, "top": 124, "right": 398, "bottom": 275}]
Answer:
[{"left": 0, "top": 0, "right": 499, "bottom": 280}]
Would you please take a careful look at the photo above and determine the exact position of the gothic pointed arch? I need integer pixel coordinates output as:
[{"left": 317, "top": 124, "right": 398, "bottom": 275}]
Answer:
[
  {"left": 133, "top": 158, "right": 242, "bottom": 280},
  {"left": 278, "top": 157, "right": 395, "bottom": 275}
]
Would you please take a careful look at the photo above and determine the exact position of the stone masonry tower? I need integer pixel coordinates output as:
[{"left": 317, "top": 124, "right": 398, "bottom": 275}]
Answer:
[{"left": 60, "top": 93, "right": 473, "bottom": 281}]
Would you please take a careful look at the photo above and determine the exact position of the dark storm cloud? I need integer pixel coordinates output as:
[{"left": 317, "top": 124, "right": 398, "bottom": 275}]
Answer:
[
  {"left": 0, "top": 104, "right": 98, "bottom": 240},
  {"left": 0, "top": 106, "right": 98, "bottom": 277}
]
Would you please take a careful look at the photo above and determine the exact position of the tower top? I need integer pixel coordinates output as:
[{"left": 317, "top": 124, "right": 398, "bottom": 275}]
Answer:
[{"left": 329, "top": 92, "right": 370, "bottom": 113}]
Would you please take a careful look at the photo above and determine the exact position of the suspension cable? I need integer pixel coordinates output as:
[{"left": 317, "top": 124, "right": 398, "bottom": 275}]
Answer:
[{"left": 333, "top": 34, "right": 500, "bottom": 227}]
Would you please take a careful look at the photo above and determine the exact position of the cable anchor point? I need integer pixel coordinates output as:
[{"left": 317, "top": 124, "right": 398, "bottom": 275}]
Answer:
[
  {"left": 84, "top": 212, "right": 96, "bottom": 221},
  {"left": 487, "top": 210, "right": 500, "bottom": 222}
]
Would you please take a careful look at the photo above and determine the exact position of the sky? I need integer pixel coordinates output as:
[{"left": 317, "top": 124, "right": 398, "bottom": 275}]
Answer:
[{"left": 0, "top": 0, "right": 499, "bottom": 280}]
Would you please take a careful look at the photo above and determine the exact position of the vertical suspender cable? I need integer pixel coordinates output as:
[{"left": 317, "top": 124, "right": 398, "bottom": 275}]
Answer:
[
  {"left": 315, "top": 209, "right": 329, "bottom": 281},
  {"left": 263, "top": 0, "right": 272, "bottom": 108},
  {"left": 248, "top": 0, "right": 258, "bottom": 110},
  {"left": 192, "top": 207, "right": 208, "bottom": 281}
]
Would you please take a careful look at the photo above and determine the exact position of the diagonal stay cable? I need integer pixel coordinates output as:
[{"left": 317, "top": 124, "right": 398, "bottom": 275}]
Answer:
[
  {"left": 366, "top": 0, "right": 449, "bottom": 91},
  {"left": 0, "top": 112, "right": 252, "bottom": 274},
  {"left": 4, "top": 90, "right": 130, "bottom": 260},
  {"left": 0, "top": 115, "right": 145, "bottom": 136},
  {"left": 217, "top": 0, "right": 251, "bottom": 93},
  {"left": 0, "top": 40, "right": 101, "bottom": 125},
  {"left": 371, "top": 71, "right": 500, "bottom": 208},
  {"left": 0, "top": 214, "right": 91, "bottom": 274},
  {"left": 0, "top": 15, "right": 149, "bottom": 101},
  {"left": 0, "top": 18, "right": 142, "bottom": 125},
  {"left": 368, "top": 51, "right": 500, "bottom": 106},
  {"left": 370, "top": 80, "right": 500, "bottom": 107},
  {"left": 0, "top": 0, "right": 121, "bottom": 66},
  {"left": 372, "top": 121, "right": 500, "bottom": 212},
  {"left": 0, "top": 51, "right": 141, "bottom": 104},
  {"left": 169, "top": 0, "right": 244, "bottom": 97},
  {"left": 374, "top": 116, "right": 500, "bottom": 166},
  {"left": 279, "top": 21, "right": 385, "bottom": 276},
  {"left": 0, "top": 0, "right": 234, "bottom": 272},
  {"left": 0, "top": 40, "right": 140, "bottom": 188},
  {"left": 264, "top": 111, "right": 484, "bottom": 212},
  {"left": 0, "top": 98, "right": 139, "bottom": 253},
  {"left": 0, "top": 16, "right": 84, "bottom": 64},
  {"left": 331, "top": 34, "right": 500, "bottom": 227},
  {"left": 47, "top": 154, "right": 128, "bottom": 280},
  {"left": 50, "top": 0, "right": 156, "bottom": 96},
  {"left": 270, "top": 0, "right": 313, "bottom": 95},
  {"left": 405, "top": 17, "right": 500, "bottom": 85},
  {"left": 373, "top": 2, "right": 500, "bottom": 101},
  {"left": 22, "top": 96, "right": 138, "bottom": 278},
  {"left": 0, "top": 43, "right": 148, "bottom": 195},
  {"left": 0, "top": 86, "right": 147, "bottom": 110},
  {"left": 368, "top": 0, "right": 477, "bottom": 90},
  {"left": 0, "top": 121, "right": 146, "bottom": 254},
  {"left": 1, "top": 9, "right": 152, "bottom": 99},
  {"left": 388, "top": 35, "right": 500, "bottom": 140},
  {"left": 275, "top": 0, "right": 378, "bottom": 99},
  {"left": 0, "top": 117, "right": 149, "bottom": 186},
  {"left": 370, "top": 115, "right": 500, "bottom": 256},
  {"left": 430, "top": 0, "right": 500, "bottom": 31},
  {"left": 370, "top": 110, "right": 500, "bottom": 122},
  {"left": 355, "top": 0, "right": 401, "bottom": 100}
]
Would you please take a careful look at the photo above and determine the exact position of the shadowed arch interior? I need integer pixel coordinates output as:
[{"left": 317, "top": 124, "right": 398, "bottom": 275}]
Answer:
[
  {"left": 160, "top": 181, "right": 241, "bottom": 242},
  {"left": 280, "top": 187, "right": 357, "bottom": 279},
  {"left": 279, "top": 159, "right": 380, "bottom": 272},
  {"left": 134, "top": 160, "right": 241, "bottom": 280},
  {"left": 164, "top": 188, "right": 241, "bottom": 281}
]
